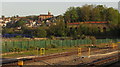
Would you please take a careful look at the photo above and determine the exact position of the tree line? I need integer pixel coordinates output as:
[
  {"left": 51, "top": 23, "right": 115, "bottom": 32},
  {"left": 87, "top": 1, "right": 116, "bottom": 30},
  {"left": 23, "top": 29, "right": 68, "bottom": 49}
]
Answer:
[
  {"left": 2, "top": 5, "right": 120, "bottom": 39},
  {"left": 64, "top": 5, "right": 119, "bottom": 25}
]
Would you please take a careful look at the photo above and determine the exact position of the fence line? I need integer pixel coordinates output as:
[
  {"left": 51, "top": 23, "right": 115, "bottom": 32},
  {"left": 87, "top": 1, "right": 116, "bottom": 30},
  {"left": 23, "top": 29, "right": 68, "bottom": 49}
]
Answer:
[{"left": 2, "top": 39, "right": 118, "bottom": 53}]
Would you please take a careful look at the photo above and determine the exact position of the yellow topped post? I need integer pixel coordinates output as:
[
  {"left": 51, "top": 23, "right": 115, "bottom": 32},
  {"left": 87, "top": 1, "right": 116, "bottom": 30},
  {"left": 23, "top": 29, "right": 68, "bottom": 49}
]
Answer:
[
  {"left": 112, "top": 43, "right": 115, "bottom": 49},
  {"left": 18, "top": 60, "right": 23, "bottom": 66},
  {"left": 113, "top": 43, "right": 118, "bottom": 49},
  {"left": 88, "top": 48, "right": 91, "bottom": 57},
  {"left": 78, "top": 48, "right": 82, "bottom": 56},
  {"left": 40, "top": 48, "right": 45, "bottom": 55},
  {"left": 117, "top": 42, "right": 120, "bottom": 43}
]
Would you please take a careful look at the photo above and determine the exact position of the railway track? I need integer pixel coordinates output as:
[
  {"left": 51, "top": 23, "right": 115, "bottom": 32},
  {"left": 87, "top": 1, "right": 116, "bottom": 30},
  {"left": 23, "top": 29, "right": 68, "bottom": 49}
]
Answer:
[
  {"left": 1, "top": 47, "right": 116, "bottom": 67},
  {"left": 87, "top": 54, "right": 120, "bottom": 66},
  {"left": 2, "top": 51, "right": 78, "bottom": 67}
]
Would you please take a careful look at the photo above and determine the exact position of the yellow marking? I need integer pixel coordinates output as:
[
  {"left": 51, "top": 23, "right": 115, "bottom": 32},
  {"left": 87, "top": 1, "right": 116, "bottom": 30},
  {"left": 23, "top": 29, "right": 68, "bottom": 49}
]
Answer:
[
  {"left": 117, "top": 42, "right": 120, "bottom": 43},
  {"left": 78, "top": 48, "right": 81, "bottom": 56},
  {"left": 112, "top": 43, "right": 118, "bottom": 49},
  {"left": 40, "top": 48, "right": 45, "bottom": 55},
  {"left": 112, "top": 43, "right": 115, "bottom": 49},
  {"left": 18, "top": 60, "right": 23, "bottom": 66}
]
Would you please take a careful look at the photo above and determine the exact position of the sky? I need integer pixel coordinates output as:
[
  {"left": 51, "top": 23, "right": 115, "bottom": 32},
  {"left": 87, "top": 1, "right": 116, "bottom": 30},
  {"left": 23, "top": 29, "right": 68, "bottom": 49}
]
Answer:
[
  {"left": 1, "top": 0, "right": 120, "bottom": 2},
  {"left": 1, "top": 1, "right": 119, "bottom": 17}
]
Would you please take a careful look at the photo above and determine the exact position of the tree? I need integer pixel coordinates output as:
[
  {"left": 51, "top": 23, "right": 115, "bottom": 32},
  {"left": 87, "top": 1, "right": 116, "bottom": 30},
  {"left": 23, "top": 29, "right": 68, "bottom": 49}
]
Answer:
[
  {"left": 2, "top": 28, "right": 14, "bottom": 34},
  {"left": 33, "top": 27, "right": 47, "bottom": 38},
  {"left": 26, "top": 16, "right": 38, "bottom": 21},
  {"left": 76, "top": 7, "right": 82, "bottom": 22},
  {"left": 14, "top": 20, "right": 26, "bottom": 27},
  {"left": 80, "top": 5, "right": 93, "bottom": 21},
  {"left": 106, "top": 7, "right": 119, "bottom": 25},
  {"left": 77, "top": 24, "right": 99, "bottom": 36},
  {"left": 90, "top": 7, "right": 101, "bottom": 21},
  {"left": 47, "top": 21, "right": 66, "bottom": 37},
  {"left": 69, "top": 7, "right": 79, "bottom": 22},
  {"left": 64, "top": 11, "right": 71, "bottom": 23},
  {"left": 2, "top": 15, "right": 5, "bottom": 20},
  {"left": 64, "top": 7, "right": 79, "bottom": 23},
  {"left": 16, "top": 15, "right": 19, "bottom": 18},
  {"left": 96, "top": 5, "right": 107, "bottom": 21}
]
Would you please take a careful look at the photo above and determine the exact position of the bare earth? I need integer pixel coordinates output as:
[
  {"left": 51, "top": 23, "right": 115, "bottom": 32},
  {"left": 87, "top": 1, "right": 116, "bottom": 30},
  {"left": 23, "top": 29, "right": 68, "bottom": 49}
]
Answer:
[{"left": 25, "top": 49, "right": 119, "bottom": 65}]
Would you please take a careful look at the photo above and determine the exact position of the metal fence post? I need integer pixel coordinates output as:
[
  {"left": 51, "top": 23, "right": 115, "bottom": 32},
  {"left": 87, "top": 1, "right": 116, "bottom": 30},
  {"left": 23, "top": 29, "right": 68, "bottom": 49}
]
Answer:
[
  {"left": 50, "top": 40, "right": 51, "bottom": 45},
  {"left": 21, "top": 41, "right": 22, "bottom": 49},
  {"left": 13, "top": 41, "right": 14, "bottom": 48},
  {"left": 27, "top": 40, "right": 29, "bottom": 50},
  {"left": 45, "top": 40, "right": 46, "bottom": 48},
  {"left": 34, "top": 40, "right": 35, "bottom": 46},
  {"left": 5, "top": 42, "right": 7, "bottom": 52}
]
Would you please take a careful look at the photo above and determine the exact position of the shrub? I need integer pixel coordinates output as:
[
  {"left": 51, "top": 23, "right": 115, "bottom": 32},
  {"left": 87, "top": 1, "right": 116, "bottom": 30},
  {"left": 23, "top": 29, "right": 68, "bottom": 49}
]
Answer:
[
  {"left": 46, "top": 44, "right": 57, "bottom": 48},
  {"left": 89, "top": 36, "right": 96, "bottom": 45},
  {"left": 15, "top": 35, "right": 22, "bottom": 38}
]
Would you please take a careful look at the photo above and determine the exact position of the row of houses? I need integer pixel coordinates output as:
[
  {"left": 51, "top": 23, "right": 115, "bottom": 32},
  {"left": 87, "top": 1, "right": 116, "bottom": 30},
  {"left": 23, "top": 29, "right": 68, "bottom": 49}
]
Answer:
[
  {"left": 0, "top": 11, "right": 58, "bottom": 28},
  {"left": 0, "top": 18, "right": 11, "bottom": 27}
]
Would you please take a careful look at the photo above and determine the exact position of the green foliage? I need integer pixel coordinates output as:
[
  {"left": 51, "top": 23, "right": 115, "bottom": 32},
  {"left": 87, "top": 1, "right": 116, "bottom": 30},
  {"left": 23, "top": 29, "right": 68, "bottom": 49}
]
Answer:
[
  {"left": 14, "top": 20, "right": 26, "bottom": 27},
  {"left": 47, "top": 22, "right": 66, "bottom": 37},
  {"left": 34, "top": 27, "right": 47, "bottom": 38},
  {"left": 2, "top": 4, "right": 120, "bottom": 38},
  {"left": 2, "top": 15, "right": 5, "bottom": 19},
  {"left": 2, "top": 28, "right": 14, "bottom": 34},
  {"left": 15, "top": 35, "right": 22, "bottom": 38},
  {"left": 22, "top": 27, "right": 33, "bottom": 35},
  {"left": 46, "top": 44, "right": 58, "bottom": 48},
  {"left": 26, "top": 16, "right": 38, "bottom": 20},
  {"left": 64, "top": 4, "right": 119, "bottom": 25},
  {"left": 50, "top": 36, "right": 55, "bottom": 40},
  {"left": 89, "top": 36, "right": 96, "bottom": 45},
  {"left": 81, "top": 5, "right": 93, "bottom": 21},
  {"left": 106, "top": 8, "right": 119, "bottom": 25},
  {"left": 10, "top": 48, "right": 22, "bottom": 52}
]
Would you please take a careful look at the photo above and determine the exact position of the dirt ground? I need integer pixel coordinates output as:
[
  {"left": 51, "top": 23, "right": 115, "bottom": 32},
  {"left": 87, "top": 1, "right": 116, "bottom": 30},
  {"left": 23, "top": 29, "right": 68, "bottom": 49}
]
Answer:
[{"left": 25, "top": 48, "right": 119, "bottom": 65}]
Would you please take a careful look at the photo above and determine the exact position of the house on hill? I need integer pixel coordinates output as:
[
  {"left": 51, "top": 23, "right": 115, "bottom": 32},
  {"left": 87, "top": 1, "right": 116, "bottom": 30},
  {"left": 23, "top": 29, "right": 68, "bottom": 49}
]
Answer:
[{"left": 39, "top": 11, "right": 54, "bottom": 20}]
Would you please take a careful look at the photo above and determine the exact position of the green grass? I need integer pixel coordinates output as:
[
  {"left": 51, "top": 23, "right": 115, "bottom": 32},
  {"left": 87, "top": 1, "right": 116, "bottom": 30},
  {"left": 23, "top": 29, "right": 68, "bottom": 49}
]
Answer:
[
  {"left": 2, "top": 46, "right": 77, "bottom": 58},
  {"left": 2, "top": 43, "right": 109, "bottom": 58}
]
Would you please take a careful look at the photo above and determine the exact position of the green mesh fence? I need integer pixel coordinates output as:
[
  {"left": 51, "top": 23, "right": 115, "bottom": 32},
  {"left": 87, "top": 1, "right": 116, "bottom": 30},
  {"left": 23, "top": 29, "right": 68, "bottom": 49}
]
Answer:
[{"left": 2, "top": 39, "right": 118, "bottom": 53}]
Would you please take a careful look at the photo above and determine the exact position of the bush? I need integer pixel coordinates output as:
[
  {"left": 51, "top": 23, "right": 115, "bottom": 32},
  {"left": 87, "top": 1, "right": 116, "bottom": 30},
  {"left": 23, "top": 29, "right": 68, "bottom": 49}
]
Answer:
[
  {"left": 46, "top": 44, "right": 58, "bottom": 48},
  {"left": 51, "top": 44, "right": 57, "bottom": 48},
  {"left": 10, "top": 48, "right": 22, "bottom": 52},
  {"left": 34, "top": 27, "right": 47, "bottom": 38},
  {"left": 89, "top": 36, "right": 96, "bottom": 45},
  {"left": 15, "top": 35, "right": 22, "bottom": 38},
  {"left": 50, "top": 36, "right": 55, "bottom": 40}
]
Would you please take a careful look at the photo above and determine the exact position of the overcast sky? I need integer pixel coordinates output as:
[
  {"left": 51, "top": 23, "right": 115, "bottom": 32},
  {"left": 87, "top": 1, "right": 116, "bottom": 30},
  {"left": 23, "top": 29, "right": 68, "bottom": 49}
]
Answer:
[
  {"left": 1, "top": 1, "right": 119, "bottom": 17},
  {"left": 1, "top": 0, "right": 120, "bottom": 2}
]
